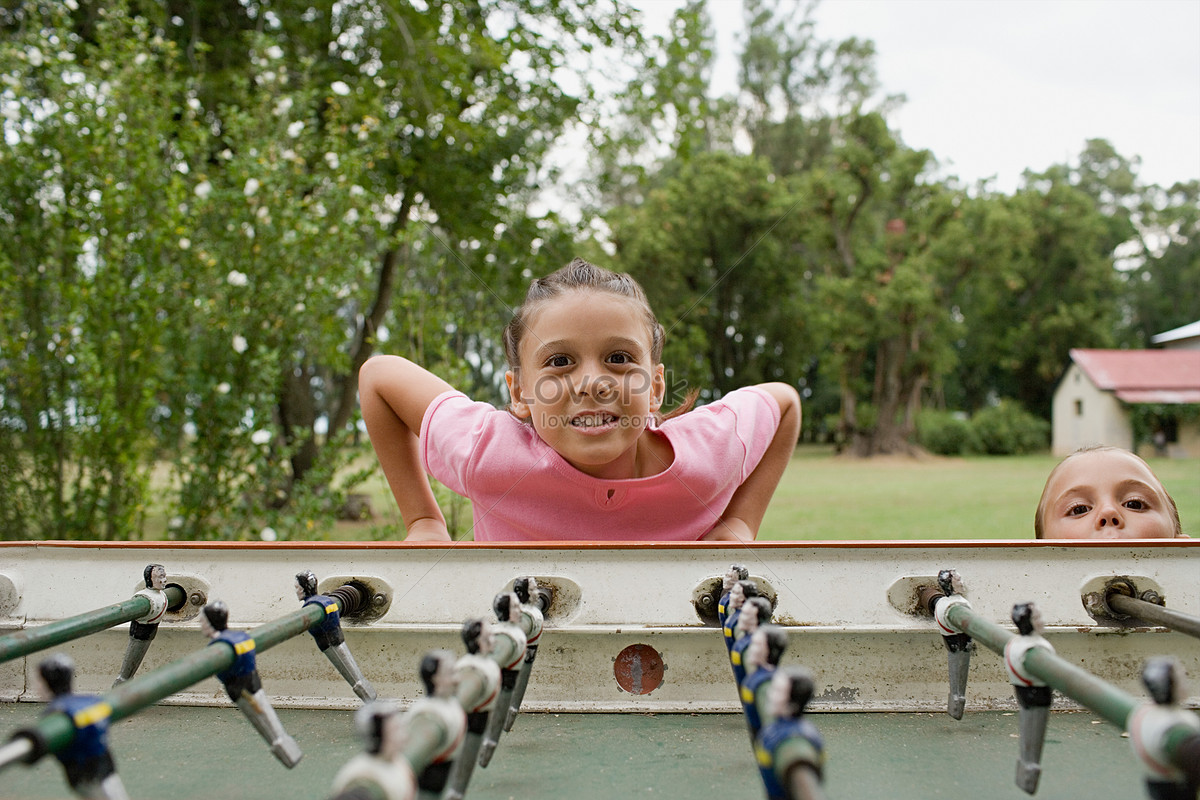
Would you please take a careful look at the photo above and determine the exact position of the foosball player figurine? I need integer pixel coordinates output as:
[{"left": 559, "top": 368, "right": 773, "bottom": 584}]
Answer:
[
  {"left": 741, "top": 624, "right": 789, "bottom": 740},
  {"left": 930, "top": 569, "right": 974, "bottom": 720},
  {"left": 754, "top": 665, "right": 826, "bottom": 800},
  {"left": 295, "top": 570, "right": 378, "bottom": 701},
  {"left": 502, "top": 575, "right": 546, "bottom": 732},
  {"left": 1003, "top": 602, "right": 1054, "bottom": 795},
  {"left": 401, "top": 650, "right": 465, "bottom": 797},
  {"left": 329, "top": 702, "right": 416, "bottom": 800},
  {"left": 442, "top": 618, "right": 504, "bottom": 800},
  {"left": 731, "top": 596, "right": 773, "bottom": 688},
  {"left": 1127, "top": 657, "right": 1200, "bottom": 800},
  {"left": 718, "top": 565, "right": 750, "bottom": 627},
  {"left": 200, "top": 600, "right": 303, "bottom": 768},
  {"left": 113, "top": 564, "right": 170, "bottom": 686},
  {"left": 476, "top": 592, "right": 528, "bottom": 769},
  {"left": 26, "top": 654, "right": 132, "bottom": 800},
  {"left": 723, "top": 579, "right": 760, "bottom": 652}
]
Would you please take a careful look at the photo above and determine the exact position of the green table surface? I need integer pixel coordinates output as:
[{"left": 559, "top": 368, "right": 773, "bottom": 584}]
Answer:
[{"left": 1, "top": 702, "right": 1148, "bottom": 799}]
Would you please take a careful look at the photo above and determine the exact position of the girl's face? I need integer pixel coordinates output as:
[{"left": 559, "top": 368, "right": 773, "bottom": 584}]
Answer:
[
  {"left": 1040, "top": 450, "right": 1178, "bottom": 539},
  {"left": 505, "top": 290, "right": 666, "bottom": 480}
]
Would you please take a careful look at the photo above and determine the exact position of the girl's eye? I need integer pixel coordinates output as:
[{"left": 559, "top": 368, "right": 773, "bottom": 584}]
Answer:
[
  {"left": 1067, "top": 504, "right": 1090, "bottom": 517},
  {"left": 1123, "top": 499, "right": 1147, "bottom": 510},
  {"left": 545, "top": 355, "right": 571, "bottom": 368},
  {"left": 608, "top": 351, "right": 632, "bottom": 364}
]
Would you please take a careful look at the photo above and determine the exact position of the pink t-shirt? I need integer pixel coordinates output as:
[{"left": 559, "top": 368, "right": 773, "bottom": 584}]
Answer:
[{"left": 419, "top": 386, "right": 781, "bottom": 541}]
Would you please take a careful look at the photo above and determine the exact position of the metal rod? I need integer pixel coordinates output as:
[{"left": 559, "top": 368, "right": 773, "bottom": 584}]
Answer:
[
  {"left": 0, "top": 737, "right": 34, "bottom": 770},
  {"left": 3, "top": 601, "right": 328, "bottom": 766},
  {"left": 941, "top": 601, "right": 1198, "bottom": 776},
  {"left": 1106, "top": 593, "right": 1200, "bottom": 640},
  {"left": 785, "top": 765, "right": 828, "bottom": 800},
  {"left": 0, "top": 586, "right": 186, "bottom": 664}
]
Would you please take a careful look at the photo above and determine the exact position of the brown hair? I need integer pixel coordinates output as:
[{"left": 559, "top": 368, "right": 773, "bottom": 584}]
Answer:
[
  {"left": 1033, "top": 445, "right": 1182, "bottom": 538},
  {"left": 502, "top": 258, "right": 696, "bottom": 421}
]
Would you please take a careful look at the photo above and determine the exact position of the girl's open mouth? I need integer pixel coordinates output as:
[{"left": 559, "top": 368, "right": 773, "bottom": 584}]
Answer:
[{"left": 569, "top": 412, "right": 619, "bottom": 430}]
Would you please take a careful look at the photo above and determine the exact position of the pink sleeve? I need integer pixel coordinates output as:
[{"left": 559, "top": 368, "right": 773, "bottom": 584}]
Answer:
[
  {"left": 418, "top": 390, "right": 492, "bottom": 497},
  {"left": 724, "top": 386, "right": 782, "bottom": 481}
]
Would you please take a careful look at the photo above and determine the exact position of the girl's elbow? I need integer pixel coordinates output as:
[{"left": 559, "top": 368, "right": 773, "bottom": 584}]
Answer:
[{"left": 760, "top": 382, "right": 801, "bottom": 419}]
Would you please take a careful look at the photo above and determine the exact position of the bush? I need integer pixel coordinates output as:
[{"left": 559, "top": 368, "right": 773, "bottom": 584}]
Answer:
[
  {"left": 970, "top": 401, "right": 1050, "bottom": 455},
  {"left": 916, "top": 410, "right": 978, "bottom": 455}
]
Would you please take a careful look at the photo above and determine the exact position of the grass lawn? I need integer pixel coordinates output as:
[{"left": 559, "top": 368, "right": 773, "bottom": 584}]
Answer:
[{"left": 343, "top": 446, "right": 1200, "bottom": 542}]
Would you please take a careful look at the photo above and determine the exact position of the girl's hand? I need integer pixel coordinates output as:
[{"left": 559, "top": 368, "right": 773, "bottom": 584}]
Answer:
[
  {"left": 702, "top": 519, "right": 754, "bottom": 542},
  {"left": 404, "top": 517, "right": 452, "bottom": 542}
]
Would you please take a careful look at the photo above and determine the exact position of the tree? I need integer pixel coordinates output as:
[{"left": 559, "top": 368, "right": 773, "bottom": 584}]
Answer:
[
  {"left": 1, "top": 5, "right": 202, "bottom": 538},
  {"left": 2, "top": 0, "right": 641, "bottom": 539},
  {"left": 608, "top": 150, "right": 812, "bottom": 402},
  {"left": 1121, "top": 180, "right": 1200, "bottom": 345}
]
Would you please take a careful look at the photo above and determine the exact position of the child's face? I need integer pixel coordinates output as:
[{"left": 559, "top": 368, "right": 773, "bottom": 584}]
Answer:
[
  {"left": 505, "top": 290, "right": 665, "bottom": 480},
  {"left": 1040, "top": 450, "right": 1178, "bottom": 539}
]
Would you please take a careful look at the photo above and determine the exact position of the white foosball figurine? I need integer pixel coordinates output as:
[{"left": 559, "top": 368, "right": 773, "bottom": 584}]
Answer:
[
  {"left": 113, "top": 564, "right": 169, "bottom": 686},
  {"left": 1128, "top": 657, "right": 1200, "bottom": 800},
  {"left": 1003, "top": 602, "right": 1054, "bottom": 795},
  {"left": 442, "top": 618, "right": 503, "bottom": 800},
  {"left": 402, "top": 650, "right": 465, "bottom": 796},
  {"left": 329, "top": 702, "right": 416, "bottom": 800}
]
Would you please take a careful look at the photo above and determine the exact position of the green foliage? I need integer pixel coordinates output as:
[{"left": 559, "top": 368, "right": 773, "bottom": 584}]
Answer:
[
  {"left": 609, "top": 150, "right": 813, "bottom": 398},
  {"left": 1, "top": 4, "right": 197, "bottom": 538},
  {"left": 915, "top": 410, "right": 978, "bottom": 456},
  {"left": 2, "top": 1, "right": 639, "bottom": 540},
  {"left": 1128, "top": 403, "right": 1200, "bottom": 450},
  {"left": 968, "top": 401, "right": 1050, "bottom": 456}
]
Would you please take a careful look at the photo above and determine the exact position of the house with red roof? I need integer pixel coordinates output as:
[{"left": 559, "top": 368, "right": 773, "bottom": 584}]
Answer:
[{"left": 1051, "top": 347, "right": 1200, "bottom": 457}]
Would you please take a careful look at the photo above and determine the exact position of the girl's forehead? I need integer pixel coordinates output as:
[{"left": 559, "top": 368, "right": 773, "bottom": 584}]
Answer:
[
  {"left": 1052, "top": 450, "right": 1164, "bottom": 494},
  {"left": 521, "top": 290, "right": 655, "bottom": 345}
]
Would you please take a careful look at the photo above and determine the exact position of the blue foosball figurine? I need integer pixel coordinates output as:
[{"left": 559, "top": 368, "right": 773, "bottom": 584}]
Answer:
[
  {"left": 754, "top": 665, "right": 826, "bottom": 800},
  {"left": 717, "top": 565, "right": 750, "bottom": 627},
  {"left": 723, "top": 579, "right": 759, "bottom": 653},
  {"left": 201, "top": 600, "right": 302, "bottom": 768},
  {"left": 37, "top": 653, "right": 131, "bottom": 800},
  {"left": 740, "top": 624, "right": 789, "bottom": 740},
  {"left": 295, "top": 570, "right": 377, "bottom": 701},
  {"left": 730, "top": 596, "right": 773, "bottom": 688}
]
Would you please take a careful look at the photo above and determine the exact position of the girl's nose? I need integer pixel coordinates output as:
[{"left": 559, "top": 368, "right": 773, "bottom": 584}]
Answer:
[
  {"left": 1095, "top": 502, "right": 1123, "bottom": 530},
  {"left": 575, "top": 368, "right": 615, "bottom": 400}
]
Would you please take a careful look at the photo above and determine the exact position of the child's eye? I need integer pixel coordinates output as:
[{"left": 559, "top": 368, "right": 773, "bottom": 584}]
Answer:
[
  {"left": 544, "top": 355, "right": 572, "bottom": 368},
  {"left": 1066, "top": 504, "right": 1090, "bottom": 517},
  {"left": 607, "top": 351, "right": 633, "bottom": 364},
  {"left": 1123, "top": 499, "right": 1147, "bottom": 510}
]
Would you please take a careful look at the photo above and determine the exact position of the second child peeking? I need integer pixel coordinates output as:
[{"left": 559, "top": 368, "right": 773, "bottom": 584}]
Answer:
[{"left": 359, "top": 258, "right": 801, "bottom": 542}]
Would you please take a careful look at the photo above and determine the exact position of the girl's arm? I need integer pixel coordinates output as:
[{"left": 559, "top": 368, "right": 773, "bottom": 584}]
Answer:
[
  {"left": 358, "top": 355, "right": 455, "bottom": 541},
  {"left": 703, "top": 383, "right": 801, "bottom": 542}
]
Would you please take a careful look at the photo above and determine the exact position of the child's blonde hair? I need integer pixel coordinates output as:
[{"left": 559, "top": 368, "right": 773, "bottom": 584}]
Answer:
[
  {"left": 1034, "top": 445, "right": 1182, "bottom": 538},
  {"left": 502, "top": 258, "right": 696, "bottom": 421}
]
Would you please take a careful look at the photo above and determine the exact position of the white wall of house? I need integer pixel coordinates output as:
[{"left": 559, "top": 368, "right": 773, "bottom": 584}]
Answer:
[{"left": 1051, "top": 364, "right": 1133, "bottom": 455}]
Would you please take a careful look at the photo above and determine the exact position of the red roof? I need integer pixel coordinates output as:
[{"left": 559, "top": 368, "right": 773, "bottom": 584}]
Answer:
[{"left": 1070, "top": 349, "right": 1200, "bottom": 403}]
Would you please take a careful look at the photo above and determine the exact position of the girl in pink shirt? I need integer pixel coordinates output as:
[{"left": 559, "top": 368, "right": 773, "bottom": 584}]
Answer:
[{"left": 359, "top": 259, "right": 801, "bottom": 542}]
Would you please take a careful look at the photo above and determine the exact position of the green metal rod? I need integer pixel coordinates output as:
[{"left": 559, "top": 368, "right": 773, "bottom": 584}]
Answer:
[
  {"left": 0, "top": 586, "right": 186, "bottom": 664},
  {"left": 1106, "top": 593, "right": 1200, "bottom": 640},
  {"left": 941, "top": 601, "right": 1197, "bottom": 774},
  {"left": 6, "top": 601, "right": 327, "bottom": 764}
]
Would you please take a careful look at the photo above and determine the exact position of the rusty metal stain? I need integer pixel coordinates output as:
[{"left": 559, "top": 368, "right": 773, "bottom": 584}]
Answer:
[
  {"left": 816, "top": 685, "right": 860, "bottom": 704},
  {"left": 613, "top": 644, "right": 664, "bottom": 695}
]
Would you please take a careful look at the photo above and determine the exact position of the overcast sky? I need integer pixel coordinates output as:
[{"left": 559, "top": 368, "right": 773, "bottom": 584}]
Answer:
[{"left": 632, "top": 0, "right": 1200, "bottom": 193}]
